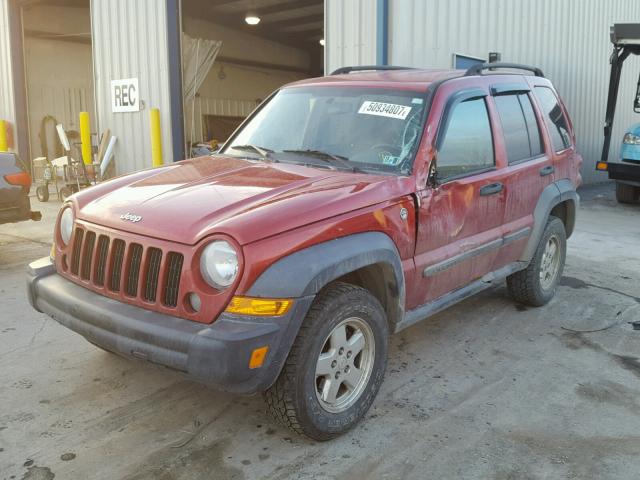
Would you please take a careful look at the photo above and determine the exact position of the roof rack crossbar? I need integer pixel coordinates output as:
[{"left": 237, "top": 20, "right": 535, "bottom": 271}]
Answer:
[
  {"left": 331, "top": 65, "right": 416, "bottom": 75},
  {"left": 465, "top": 62, "right": 545, "bottom": 78}
]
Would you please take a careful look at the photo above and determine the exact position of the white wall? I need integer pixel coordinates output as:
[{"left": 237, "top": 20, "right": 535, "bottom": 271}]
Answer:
[
  {"left": 0, "top": 0, "right": 16, "bottom": 148},
  {"left": 326, "top": 0, "right": 640, "bottom": 184},
  {"left": 23, "top": 6, "right": 95, "bottom": 159},
  {"left": 325, "top": 0, "right": 377, "bottom": 74},
  {"left": 91, "top": 0, "right": 174, "bottom": 174},
  {"left": 183, "top": 17, "right": 309, "bottom": 144}
]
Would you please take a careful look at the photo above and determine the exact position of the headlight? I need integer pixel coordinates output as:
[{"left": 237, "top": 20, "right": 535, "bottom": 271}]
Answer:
[
  {"left": 200, "top": 240, "right": 239, "bottom": 289},
  {"left": 623, "top": 133, "right": 640, "bottom": 145},
  {"left": 59, "top": 207, "right": 74, "bottom": 246}
]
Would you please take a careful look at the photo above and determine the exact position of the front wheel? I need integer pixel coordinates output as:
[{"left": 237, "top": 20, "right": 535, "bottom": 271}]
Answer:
[
  {"left": 264, "top": 282, "right": 388, "bottom": 441},
  {"left": 507, "top": 216, "right": 566, "bottom": 307}
]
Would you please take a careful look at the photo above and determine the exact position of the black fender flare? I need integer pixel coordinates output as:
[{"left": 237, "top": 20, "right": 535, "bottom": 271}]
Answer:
[
  {"left": 520, "top": 179, "right": 579, "bottom": 262},
  {"left": 247, "top": 231, "right": 406, "bottom": 325}
]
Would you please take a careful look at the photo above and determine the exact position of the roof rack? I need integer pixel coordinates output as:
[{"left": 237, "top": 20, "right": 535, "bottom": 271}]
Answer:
[
  {"left": 330, "top": 65, "right": 416, "bottom": 75},
  {"left": 464, "top": 62, "right": 545, "bottom": 78}
]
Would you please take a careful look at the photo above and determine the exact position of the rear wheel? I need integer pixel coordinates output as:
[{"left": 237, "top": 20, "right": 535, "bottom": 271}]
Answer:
[
  {"left": 264, "top": 282, "right": 388, "bottom": 440},
  {"left": 59, "top": 186, "right": 73, "bottom": 202},
  {"left": 615, "top": 181, "right": 639, "bottom": 204},
  {"left": 507, "top": 216, "right": 566, "bottom": 307},
  {"left": 36, "top": 185, "right": 49, "bottom": 202}
]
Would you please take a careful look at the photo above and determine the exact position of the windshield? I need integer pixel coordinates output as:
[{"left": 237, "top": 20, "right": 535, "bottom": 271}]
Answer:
[{"left": 222, "top": 86, "right": 428, "bottom": 175}]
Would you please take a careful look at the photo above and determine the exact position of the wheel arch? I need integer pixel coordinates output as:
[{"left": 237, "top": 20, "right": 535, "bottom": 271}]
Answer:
[
  {"left": 246, "top": 232, "right": 406, "bottom": 332},
  {"left": 520, "top": 179, "right": 578, "bottom": 262}
]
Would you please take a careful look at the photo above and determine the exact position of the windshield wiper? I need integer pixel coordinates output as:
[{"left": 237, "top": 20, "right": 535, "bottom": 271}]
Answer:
[
  {"left": 230, "top": 144, "right": 274, "bottom": 160},
  {"left": 282, "top": 149, "right": 364, "bottom": 173}
]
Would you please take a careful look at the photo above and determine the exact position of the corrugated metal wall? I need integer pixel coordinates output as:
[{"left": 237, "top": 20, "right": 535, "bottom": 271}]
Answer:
[
  {"left": 0, "top": 0, "right": 15, "bottom": 137},
  {"left": 326, "top": 0, "right": 640, "bottom": 184},
  {"left": 325, "top": 0, "right": 378, "bottom": 74},
  {"left": 91, "top": 0, "right": 174, "bottom": 174}
]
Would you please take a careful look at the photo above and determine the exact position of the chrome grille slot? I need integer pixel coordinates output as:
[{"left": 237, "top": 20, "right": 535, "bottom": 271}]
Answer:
[
  {"left": 144, "top": 247, "right": 162, "bottom": 302},
  {"left": 163, "top": 252, "right": 184, "bottom": 308},
  {"left": 94, "top": 235, "right": 110, "bottom": 286},
  {"left": 109, "top": 239, "right": 126, "bottom": 292},
  {"left": 70, "top": 228, "right": 84, "bottom": 275},
  {"left": 80, "top": 231, "right": 96, "bottom": 280},
  {"left": 125, "top": 243, "right": 143, "bottom": 297}
]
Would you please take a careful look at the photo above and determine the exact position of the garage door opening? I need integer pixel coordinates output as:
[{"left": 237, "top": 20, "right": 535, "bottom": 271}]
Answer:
[
  {"left": 181, "top": 0, "right": 324, "bottom": 157},
  {"left": 21, "top": 0, "right": 94, "bottom": 168}
]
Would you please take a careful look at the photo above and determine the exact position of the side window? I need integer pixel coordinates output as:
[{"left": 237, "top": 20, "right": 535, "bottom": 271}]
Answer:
[
  {"left": 494, "top": 93, "right": 544, "bottom": 163},
  {"left": 533, "top": 86, "right": 571, "bottom": 152},
  {"left": 519, "top": 93, "right": 544, "bottom": 157},
  {"left": 437, "top": 97, "right": 494, "bottom": 179}
]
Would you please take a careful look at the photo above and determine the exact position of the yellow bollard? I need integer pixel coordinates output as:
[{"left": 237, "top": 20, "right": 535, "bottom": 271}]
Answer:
[
  {"left": 0, "top": 120, "right": 8, "bottom": 152},
  {"left": 149, "top": 108, "right": 163, "bottom": 167},
  {"left": 79, "top": 112, "right": 92, "bottom": 165}
]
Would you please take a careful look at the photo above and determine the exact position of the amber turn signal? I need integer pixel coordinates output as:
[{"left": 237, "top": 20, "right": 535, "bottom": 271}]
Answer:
[
  {"left": 225, "top": 296, "right": 293, "bottom": 316},
  {"left": 596, "top": 161, "right": 608, "bottom": 171},
  {"left": 249, "top": 346, "right": 269, "bottom": 369}
]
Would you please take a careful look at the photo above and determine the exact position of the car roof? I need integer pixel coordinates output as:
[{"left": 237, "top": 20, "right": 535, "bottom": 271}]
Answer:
[
  {"left": 285, "top": 68, "right": 465, "bottom": 91},
  {"left": 285, "top": 68, "right": 546, "bottom": 92}
]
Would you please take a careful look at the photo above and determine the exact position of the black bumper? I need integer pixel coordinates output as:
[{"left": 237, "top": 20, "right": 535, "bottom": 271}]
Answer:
[
  {"left": 27, "top": 257, "right": 314, "bottom": 394},
  {"left": 608, "top": 161, "right": 640, "bottom": 183}
]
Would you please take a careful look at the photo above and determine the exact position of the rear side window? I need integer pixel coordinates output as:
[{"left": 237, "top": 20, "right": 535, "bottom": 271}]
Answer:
[
  {"left": 533, "top": 87, "right": 571, "bottom": 152},
  {"left": 437, "top": 98, "right": 494, "bottom": 179},
  {"left": 494, "top": 93, "right": 544, "bottom": 163}
]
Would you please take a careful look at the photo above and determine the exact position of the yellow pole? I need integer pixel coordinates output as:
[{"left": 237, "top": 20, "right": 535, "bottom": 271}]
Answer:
[
  {"left": 0, "top": 120, "right": 8, "bottom": 152},
  {"left": 150, "top": 108, "right": 163, "bottom": 167},
  {"left": 79, "top": 111, "right": 92, "bottom": 165}
]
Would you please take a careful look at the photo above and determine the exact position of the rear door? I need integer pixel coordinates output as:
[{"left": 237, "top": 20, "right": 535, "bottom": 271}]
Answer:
[
  {"left": 413, "top": 85, "right": 507, "bottom": 305},
  {"left": 488, "top": 81, "right": 555, "bottom": 270}
]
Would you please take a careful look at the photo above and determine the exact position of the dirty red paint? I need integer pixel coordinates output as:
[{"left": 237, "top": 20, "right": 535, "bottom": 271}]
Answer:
[{"left": 53, "top": 69, "right": 581, "bottom": 323}]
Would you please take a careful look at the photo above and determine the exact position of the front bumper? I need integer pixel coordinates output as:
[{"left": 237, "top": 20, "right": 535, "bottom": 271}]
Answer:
[
  {"left": 27, "top": 257, "right": 314, "bottom": 394},
  {"left": 608, "top": 161, "right": 640, "bottom": 185}
]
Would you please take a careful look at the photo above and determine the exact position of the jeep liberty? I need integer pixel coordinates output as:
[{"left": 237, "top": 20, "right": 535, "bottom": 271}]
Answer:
[{"left": 27, "top": 63, "right": 581, "bottom": 440}]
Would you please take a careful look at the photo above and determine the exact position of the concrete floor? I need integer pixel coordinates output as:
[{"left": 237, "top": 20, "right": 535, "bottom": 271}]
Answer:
[{"left": 1, "top": 183, "right": 639, "bottom": 480}]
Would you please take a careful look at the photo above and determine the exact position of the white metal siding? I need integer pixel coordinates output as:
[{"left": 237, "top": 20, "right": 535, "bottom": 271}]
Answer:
[
  {"left": 0, "top": 0, "right": 15, "bottom": 133},
  {"left": 325, "top": 0, "right": 378, "bottom": 74},
  {"left": 388, "top": 0, "right": 640, "bottom": 184},
  {"left": 91, "top": 0, "right": 173, "bottom": 174}
]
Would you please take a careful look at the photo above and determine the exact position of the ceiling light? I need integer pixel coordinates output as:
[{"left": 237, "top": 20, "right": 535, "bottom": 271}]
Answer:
[
  {"left": 319, "top": 38, "right": 325, "bottom": 46},
  {"left": 245, "top": 14, "right": 260, "bottom": 25}
]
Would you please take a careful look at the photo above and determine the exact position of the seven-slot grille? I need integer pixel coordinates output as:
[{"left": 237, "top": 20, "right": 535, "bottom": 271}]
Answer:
[{"left": 68, "top": 226, "right": 183, "bottom": 308}]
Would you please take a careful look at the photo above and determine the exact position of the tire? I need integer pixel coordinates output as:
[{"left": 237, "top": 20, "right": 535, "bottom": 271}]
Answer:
[
  {"left": 507, "top": 216, "right": 566, "bottom": 307},
  {"left": 264, "top": 282, "right": 389, "bottom": 441},
  {"left": 36, "top": 185, "right": 49, "bottom": 202},
  {"left": 615, "top": 181, "right": 638, "bottom": 204},
  {"left": 59, "top": 187, "right": 73, "bottom": 202}
]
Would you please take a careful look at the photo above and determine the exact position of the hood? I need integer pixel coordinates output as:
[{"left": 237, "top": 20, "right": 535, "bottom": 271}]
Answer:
[{"left": 74, "top": 155, "right": 414, "bottom": 245}]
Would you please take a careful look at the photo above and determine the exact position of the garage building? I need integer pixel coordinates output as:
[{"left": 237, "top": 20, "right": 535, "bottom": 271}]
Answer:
[{"left": 0, "top": 0, "right": 639, "bottom": 185}]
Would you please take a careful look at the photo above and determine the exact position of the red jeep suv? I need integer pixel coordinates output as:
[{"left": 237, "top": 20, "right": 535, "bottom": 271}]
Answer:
[{"left": 27, "top": 63, "right": 581, "bottom": 440}]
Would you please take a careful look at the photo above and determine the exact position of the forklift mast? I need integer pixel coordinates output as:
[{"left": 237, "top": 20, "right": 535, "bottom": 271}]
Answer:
[{"left": 600, "top": 24, "right": 640, "bottom": 166}]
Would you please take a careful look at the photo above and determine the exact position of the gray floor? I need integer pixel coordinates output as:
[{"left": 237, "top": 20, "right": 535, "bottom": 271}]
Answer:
[{"left": 1, "top": 183, "right": 639, "bottom": 480}]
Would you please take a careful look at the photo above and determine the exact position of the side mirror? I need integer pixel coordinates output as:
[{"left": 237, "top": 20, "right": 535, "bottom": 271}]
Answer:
[{"left": 634, "top": 82, "right": 640, "bottom": 113}]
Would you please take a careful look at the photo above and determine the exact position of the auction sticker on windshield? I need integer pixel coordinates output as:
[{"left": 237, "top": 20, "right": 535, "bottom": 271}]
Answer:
[{"left": 358, "top": 101, "right": 411, "bottom": 120}]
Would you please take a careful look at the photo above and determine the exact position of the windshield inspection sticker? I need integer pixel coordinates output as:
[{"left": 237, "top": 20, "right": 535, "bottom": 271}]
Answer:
[{"left": 358, "top": 101, "right": 411, "bottom": 120}]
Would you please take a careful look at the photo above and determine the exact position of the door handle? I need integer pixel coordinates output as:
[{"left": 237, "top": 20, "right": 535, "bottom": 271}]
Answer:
[
  {"left": 539, "top": 165, "right": 555, "bottom": 177},
  {"left": 479, "top": 182, "right": 503, "bottom": 196}
]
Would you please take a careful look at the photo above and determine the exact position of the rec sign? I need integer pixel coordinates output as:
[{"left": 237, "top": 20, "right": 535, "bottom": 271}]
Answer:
[{"left": 111, "top": 78, "right": 140, "bottom": 113}]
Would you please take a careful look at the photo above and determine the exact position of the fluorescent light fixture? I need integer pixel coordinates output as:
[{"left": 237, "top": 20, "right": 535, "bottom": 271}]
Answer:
[
  {"left": 245, "top": 14, "right": 260, "bottom": 25},
  {"left": 319, "top": 38, "right": 325, "bottom": 46}
]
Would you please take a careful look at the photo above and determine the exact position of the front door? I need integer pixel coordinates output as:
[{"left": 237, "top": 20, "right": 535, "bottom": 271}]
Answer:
[{"left": 412, "top": 88, "right": 506, "bottom": 307}]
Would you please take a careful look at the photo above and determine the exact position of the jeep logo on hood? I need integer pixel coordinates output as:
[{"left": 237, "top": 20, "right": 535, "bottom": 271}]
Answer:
[{"left": 120, "top": 212, "right": 142, "bottom": 223}]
